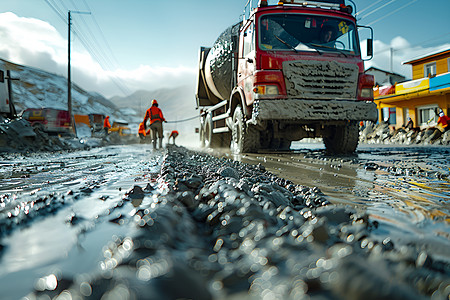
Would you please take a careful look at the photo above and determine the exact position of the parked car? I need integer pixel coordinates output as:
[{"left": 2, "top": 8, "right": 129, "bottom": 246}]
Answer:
[{"left": 21, "top": 108, "right": 72, "bottom": 135}]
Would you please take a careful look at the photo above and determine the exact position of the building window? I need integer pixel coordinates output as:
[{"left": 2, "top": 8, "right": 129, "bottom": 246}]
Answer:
[
  {"left": 417, "top": 105, "right": 439, "bottom": 126},
  {"left": 382, "top": 107, "right": 396, "bottom": 124},
  {"left": 424, "top": 62, "right": 436, "bottom": 77}
]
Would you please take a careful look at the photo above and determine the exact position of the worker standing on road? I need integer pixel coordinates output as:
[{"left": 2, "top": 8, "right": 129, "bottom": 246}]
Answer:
[
  {"left": 168, "top": 130, "right": 179, "bottom": 145},
  {"left": 103, "top": 115, "right": 111, "bottom": 135},
  {"left": 143, "top": 99, "right": 166, "bottom": 149}
]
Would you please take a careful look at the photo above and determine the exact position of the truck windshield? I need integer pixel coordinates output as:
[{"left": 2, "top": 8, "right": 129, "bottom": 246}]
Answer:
[{"left": 259, "top": 14, "right": 359, "bottom": 55}]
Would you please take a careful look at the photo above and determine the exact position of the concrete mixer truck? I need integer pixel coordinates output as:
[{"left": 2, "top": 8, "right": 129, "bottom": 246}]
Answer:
[{"left": 196, "top": 0, "right": 377, "bottom": 154}]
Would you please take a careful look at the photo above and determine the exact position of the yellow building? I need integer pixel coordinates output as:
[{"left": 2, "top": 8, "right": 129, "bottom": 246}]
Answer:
[{"left": 373, "top": 48, "right": 450, "bottom": 129}]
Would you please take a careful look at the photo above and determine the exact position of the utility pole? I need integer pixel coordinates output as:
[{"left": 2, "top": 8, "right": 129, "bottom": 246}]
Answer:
[
  {"left": 68, "top": 10, "right": 91, "bottom": 135},
  {"left": 390, "top": 47, "right": 394, "bottom": 73},
  {"left": 68, "top": 11, "right": 72, "bottom": 131}
]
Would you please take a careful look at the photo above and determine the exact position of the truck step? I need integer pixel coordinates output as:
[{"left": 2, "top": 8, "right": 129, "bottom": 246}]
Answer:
[
  {"left": 212, "top": 113, "right": 229, "bottom": 122},
  {"left": 213, "top": 127, "right": 230, "bottom": 134}
]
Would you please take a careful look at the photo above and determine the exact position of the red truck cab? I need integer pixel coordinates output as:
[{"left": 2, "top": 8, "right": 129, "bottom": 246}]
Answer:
[{"left": 196, "top": 0, "right": 377, "bottom": 154}]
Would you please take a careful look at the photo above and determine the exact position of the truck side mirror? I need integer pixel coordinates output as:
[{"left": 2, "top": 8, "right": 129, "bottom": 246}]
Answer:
[
  {"left": 367, "top": 39, "right": 373, "bottom": 57},
  {"left": 0, "top": 70, "right": 4, "bottom": 83}
]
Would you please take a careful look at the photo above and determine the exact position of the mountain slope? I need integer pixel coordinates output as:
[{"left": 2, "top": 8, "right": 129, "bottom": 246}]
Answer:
[
  {"left": 2, "top": 57, "right": 202, "bottom": 147},
  {"left": 1, "top": 58, "right": 129, "bottom": 122}
]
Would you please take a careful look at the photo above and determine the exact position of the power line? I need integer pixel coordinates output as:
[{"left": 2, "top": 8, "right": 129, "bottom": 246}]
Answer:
[
  {"left": 355, "top": 0, "right": 385, "bottom": 17},
  {"left": 366, "top": 0, "right": 418, "bottom": 26},
  {"left": 358, "top": 0, "right": 398, "bottom": 20},
  {"left": 82, "top": 0, "right": 121, "bottom": 68},
  {"left": 43, "top": 0, "right": 133, "bottom": 96},
  {"left": 370, "top": 32, "right": 450, "bottom": 56},
  {"left": 43, "top": 0, "right": 66, "bottom": 23}
]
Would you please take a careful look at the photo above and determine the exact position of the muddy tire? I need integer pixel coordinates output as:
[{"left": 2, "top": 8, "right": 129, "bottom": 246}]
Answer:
[
  {"left": 231, "top": 106, "right": 259, "bottom": 154},
  {"left": 204, "top": 112, "right": 221, "bottom": 148},
  {"left": 323, "top": 121, "right": 359, "bottom": 154}
]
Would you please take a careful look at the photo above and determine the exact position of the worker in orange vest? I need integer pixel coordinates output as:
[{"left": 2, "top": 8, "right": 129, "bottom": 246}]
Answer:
[
  {"left": 103, "top": 115, "right": 111, "bottom": 135},
  {"left": 168, "top": 130, "right": 179, "bottom": 145},
  {"left": 143, "top": 99, "right": 166, "bottom": 149},
  {"left": 138, "top": 121, "right": 146, "bottom": 143},
  {"left": 438, "top": 110, "right": 450, "bottom": 132}
]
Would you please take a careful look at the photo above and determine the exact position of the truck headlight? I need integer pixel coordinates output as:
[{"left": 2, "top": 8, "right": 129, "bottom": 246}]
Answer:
[{"left": 253, "top": 85, "right": 279, "bottom": 95}]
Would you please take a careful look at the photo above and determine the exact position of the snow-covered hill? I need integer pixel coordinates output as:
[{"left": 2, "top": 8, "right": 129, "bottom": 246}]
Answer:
[
  {"left": 2, "top": 58, "right": 130, "bottom": 122},
  {"left": 2, "top": 58, "right": 202, "bottom": 147}
]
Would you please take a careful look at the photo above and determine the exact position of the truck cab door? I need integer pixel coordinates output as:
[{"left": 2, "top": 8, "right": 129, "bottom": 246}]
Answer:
[{"left": 238, "top": 20, "right": 256, "bottom": 108}]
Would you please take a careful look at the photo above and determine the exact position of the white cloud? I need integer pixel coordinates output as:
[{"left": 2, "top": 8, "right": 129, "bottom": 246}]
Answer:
[
  {"left": 0, "top": 12, "right": 196, "bottom": 98},
  {"left": 363, "top": 36, "right": 450, "bottom": 79},
  {"left": 2, "top": 12, "right": 449, "bottom": 99}
]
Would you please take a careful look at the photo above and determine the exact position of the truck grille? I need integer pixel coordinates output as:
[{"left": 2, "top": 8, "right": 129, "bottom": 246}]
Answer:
[{"left": 282, "top": 60, "right": 359, "bottom": 100}]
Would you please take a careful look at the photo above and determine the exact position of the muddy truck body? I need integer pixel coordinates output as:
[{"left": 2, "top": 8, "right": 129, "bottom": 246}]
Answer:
[{"left": 196, "top": 0, "right": 377, "bottom": 154}]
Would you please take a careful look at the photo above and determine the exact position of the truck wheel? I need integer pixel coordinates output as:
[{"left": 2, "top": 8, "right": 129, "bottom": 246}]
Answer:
[
  {"left": 231, "top": 106, "right": 259, "bottom": 154},
  {"left": 323, "top": 121, "right": 359, "bottom": 154},
  {"left": 204, "top": 112, "right": 220, "bottom": 148}
]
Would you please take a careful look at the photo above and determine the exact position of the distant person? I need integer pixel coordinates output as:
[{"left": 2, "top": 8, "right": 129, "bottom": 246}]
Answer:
[
  {"left": 103, "top": 115, "right": 111, "bottom": 135},
  {"left": 168, "top": 130, "right": 179, "bottom": 145},
  {"left": 143, "top": 99, "right": 166, "bottom": 149},
  {"left": 138, "top": 121, "right": 146, "bottom": 143},
  {"left": 437, "top": 110, "right": 450, "bottom": 132},
  {"left": 403, "top": 117, "right": 414, "bottom": 131},
  {"left": 315, "top": 25, "right": 336, "bottom": 46}
]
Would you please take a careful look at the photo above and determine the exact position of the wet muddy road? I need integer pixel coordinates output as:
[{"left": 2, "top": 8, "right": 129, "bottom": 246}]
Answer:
[
  {"left": 0, "top": 143, "right": 449, "bottom": 299},
  {"left": 238, "top": 143, "right": 450, "bottom": 258}
]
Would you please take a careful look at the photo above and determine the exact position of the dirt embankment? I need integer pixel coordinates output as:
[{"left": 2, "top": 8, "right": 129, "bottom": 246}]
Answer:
[
  {"left": 0, "top": 117, "right": 138, "bottom": 153},
  {"left": 21, "top": 146, "right": 449, "bottom": 300}
]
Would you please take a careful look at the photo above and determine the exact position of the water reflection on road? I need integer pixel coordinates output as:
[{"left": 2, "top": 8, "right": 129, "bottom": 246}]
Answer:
[
  {"left": 0, "top": 145, "right": 163, "bottom": 299},
  {"left": 230, "top": 142, "right": 450, "bottom": 259}
]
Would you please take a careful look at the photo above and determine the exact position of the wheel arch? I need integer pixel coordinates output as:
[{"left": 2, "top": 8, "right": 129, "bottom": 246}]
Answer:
[{"left": 229, "top": 87, "right": 247, "bottom": 118}]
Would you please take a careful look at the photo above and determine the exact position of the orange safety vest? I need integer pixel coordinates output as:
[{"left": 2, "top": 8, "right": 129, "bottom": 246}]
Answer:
[
  {"left": 438, "top": 115, "right": 450, "bottom": 128},
  {"left": 138, "top": 122, "right": 146, "bottom": 136},
  {"left": 103, "top": 116, "right": 111, "bottom": 129},
  {"left": 169, "top": 130, "right": 179, "bottom": 138},
  {"left": 144, "top": 106, "right": 165, "bottom": 125}
]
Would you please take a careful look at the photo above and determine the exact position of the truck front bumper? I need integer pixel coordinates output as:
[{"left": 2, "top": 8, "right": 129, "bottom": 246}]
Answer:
[{"left": 251, "top": 99, "right": 378, "bottom": 123}]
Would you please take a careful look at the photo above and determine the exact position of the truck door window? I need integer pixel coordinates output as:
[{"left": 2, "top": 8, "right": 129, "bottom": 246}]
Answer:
[
  {"left": 259, "top": 14, "right": 359, "bottom": 55},
  {"left": 243, "top": 23, "right": 254, "bottom": 57}
]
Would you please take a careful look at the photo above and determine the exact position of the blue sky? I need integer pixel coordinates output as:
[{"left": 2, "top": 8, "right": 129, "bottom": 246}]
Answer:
[{"left": 1, "top": 0, "right": 449, "bottom": 97}]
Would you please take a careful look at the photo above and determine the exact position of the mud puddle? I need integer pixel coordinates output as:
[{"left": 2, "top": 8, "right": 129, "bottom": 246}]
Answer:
[
  {"left": 0, "top": 143, "right": 449, "bottom": 299},
  {"left": 0, "top": 145, "right": 163, "bottom": 299},
  {"left": 226, "top": 143, "right": 450, "bottom": 262}
]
